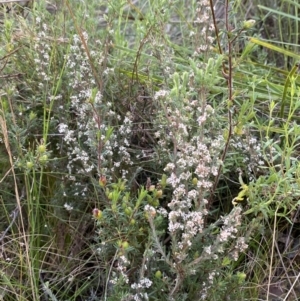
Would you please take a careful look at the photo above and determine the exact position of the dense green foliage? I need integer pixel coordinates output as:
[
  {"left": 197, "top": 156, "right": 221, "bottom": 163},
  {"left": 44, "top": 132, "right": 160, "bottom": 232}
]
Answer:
[{"left": 1, "top": 0, "right": 300, "bottom": 300}]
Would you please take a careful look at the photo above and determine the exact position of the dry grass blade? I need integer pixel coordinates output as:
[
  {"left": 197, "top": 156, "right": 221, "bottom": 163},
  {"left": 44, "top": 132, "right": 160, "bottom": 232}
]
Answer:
[{"left": 0, "top": 112, "right": 37, "bottom": 300}]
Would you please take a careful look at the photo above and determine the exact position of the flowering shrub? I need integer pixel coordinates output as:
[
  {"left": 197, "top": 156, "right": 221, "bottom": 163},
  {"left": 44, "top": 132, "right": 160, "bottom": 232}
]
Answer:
[{"left": 2, "top": 0, "right": 300, "bottom": 300}]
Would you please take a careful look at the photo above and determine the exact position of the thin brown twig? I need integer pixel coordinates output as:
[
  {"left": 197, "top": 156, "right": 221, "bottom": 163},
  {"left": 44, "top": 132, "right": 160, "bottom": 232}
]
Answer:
[
  {"left": 0, "top": 72, "right": 24, "bottom": 78},
  {"left": 0, "top": 46, "right": 22, "bottom": 61},
  {"left": 208, "top": 0, "right": 222, "bottom": 55},
  {"left": 208, "top": 0, "right": 234, "bottom": 210}
]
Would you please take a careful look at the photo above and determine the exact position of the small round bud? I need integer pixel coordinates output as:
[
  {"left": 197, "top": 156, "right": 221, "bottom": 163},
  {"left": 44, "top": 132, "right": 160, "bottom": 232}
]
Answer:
[
  {"left": 237, "top": 272, "right": 247, "bottom": 284},
  {"left": 39, "top": 154, "right": 48, "bottom": 164},
  {"left": 155, "top": 270, "right": 162, "bottom": 279},
  {"left": 99, "top": 175, "right": 107, "bottom": 187},
  {"left": 243, "top": 19, "right": 256, "bottom": 29},
  {"left": 26, "top": 161, "right": 34, "bottom": 169},
  {"left": 92, "top": 208, "right": 103, "bottom": 220},
  {"left": 156, "top": 190, "right": 163, "bottom": 198},
  {"left": 37, "top": 144, "right": 46, "bottom": 153},
  {"left": 124, "top": 207, "right": 132, "bottom": 216},
  {"left": 152, "top": 200, "right": 159, "bottom": 207},
  {"left": 122, "top": 241, "right": 129, "bottom": 250},
  {"left": 149, "top": 185, "right": 155, "bottom": 192}
]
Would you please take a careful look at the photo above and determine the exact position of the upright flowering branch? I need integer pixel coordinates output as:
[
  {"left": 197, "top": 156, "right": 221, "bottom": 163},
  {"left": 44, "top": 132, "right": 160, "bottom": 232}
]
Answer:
[
  {"left": 65, "top": 0, "right": 102, "bottom": 91},
  {"left": 152, "top": 13, "right": 226, "bottom": 292},
  {"left": 87, "top": 89, "right": 104, "bottom": 172}
]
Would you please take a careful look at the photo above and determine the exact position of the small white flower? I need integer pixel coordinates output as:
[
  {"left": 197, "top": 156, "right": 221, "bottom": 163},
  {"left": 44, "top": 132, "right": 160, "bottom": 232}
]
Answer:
[{"left": 64, "top": 203, "right": 73, "bottom": 211}]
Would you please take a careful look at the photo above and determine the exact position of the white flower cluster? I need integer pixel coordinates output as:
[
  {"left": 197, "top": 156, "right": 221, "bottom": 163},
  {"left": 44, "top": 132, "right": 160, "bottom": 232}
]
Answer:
[
  {"left": 219, "top": 206, "right": 243, "bottom": 242},
  {"left": 144, "top": 205, "right": 156, "bottom": 218},
  {"left": 193, "top": 0, "right": 214, "bottom": 54},
  {"left": 230, "top": 237, "right": 248, "bottom": 261},
  {"left": 152, "top": 44, "right": 226, "bottom": 268},
  {"left": 163, "top": 126, "right": 221, "bottom": 252},
  {"left": 131, "top": 277, "right": 152, "bottom": 290},
  {"left": 33, "top": 23, "right": 52, "bottom": 84},
  {"left": 130, "top": 278, "right": 152, "bottom": 301},
  {"left": 203, "top": 206, "right": 248, "bottom": 259}
]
